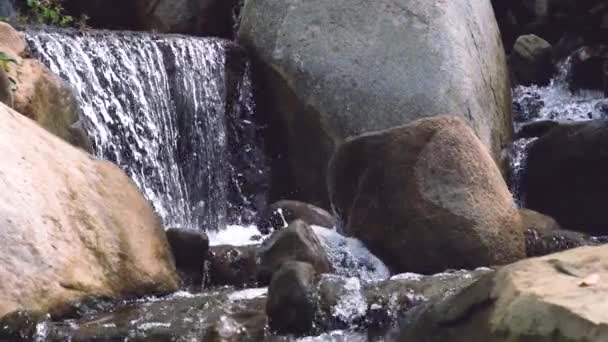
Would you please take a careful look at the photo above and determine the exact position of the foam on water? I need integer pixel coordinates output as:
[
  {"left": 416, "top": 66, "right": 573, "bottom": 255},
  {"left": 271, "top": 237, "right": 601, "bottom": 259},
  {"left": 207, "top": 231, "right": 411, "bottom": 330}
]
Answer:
[
  {"left": 312, "top": 225, "right": 390, "bottom": 283},
  {"left": 207, "top": 224, "right": 264, "bottom": 246}
]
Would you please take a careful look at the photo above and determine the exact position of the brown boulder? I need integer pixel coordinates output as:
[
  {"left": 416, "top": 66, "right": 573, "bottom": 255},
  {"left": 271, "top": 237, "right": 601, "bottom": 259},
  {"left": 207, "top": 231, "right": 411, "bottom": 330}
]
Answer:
[
  {"left": 329, "top": 115, "right": 525, "bottom": 274},
  {"left": 0, "top": 103, "right": 179, "bottom": 319}
]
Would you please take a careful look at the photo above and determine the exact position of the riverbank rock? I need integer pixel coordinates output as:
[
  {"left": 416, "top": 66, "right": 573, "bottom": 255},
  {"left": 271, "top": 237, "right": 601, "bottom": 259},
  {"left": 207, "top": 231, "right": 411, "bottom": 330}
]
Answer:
[
  {"left": 398, "top": 244, "right": 608, "bottom": 342},
  {"left": 0, "top": 103, "right": 179, "bottom": 319},
  {"left": 510, "top": 34, "right": 554, "bottom": 86},
  {"left": 239, "top": 0, "right": 512, "bottom": 208},
  {"left": 257, "top": 200, "right": 337, "bottom": 234},
  {"left": 258, "top": 220, "right": 333, "bottom": 283},
  {"left": 523, "top": 120, "right": 608, "bottom": 235},
  {"left": 329, "top": 116, "right": 525, "bottom": 274},
  {"left": 0, "top": 23, "right": 91, "bottom": 152}
]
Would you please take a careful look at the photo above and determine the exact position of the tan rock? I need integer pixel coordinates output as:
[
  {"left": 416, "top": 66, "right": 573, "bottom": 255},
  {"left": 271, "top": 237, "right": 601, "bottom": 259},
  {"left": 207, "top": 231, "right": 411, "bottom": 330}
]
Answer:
[
  {"left": 399, "top": 245, "right": 608, "bottom": 342},
  {"left": 0, "top": 23, "right": 91, "bottom": 152},
  {"left": 0, "top": 103, "right": 179, "bottom": 319},
  {"left": 0, "top": 22, "right": 26, "bottom": 57},
  {"left": 329, "top": 115, "right": 525, "bottom": 274}
]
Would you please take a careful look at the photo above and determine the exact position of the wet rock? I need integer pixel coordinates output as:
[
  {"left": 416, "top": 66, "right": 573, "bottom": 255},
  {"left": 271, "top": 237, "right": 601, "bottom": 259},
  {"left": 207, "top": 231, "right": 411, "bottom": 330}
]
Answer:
[
  {"left": 166, "top": 228, "right": 209, "bottom": 286},
  {"left": 0, "top": 103, "right": 179, "bottom": 319},
  {"left": 521, "top": 209, "right": 599, "bottom": 257},
  {"left": 207, "top": 245, "right": 258, "bottom": 288},
  {"left": 515, "top": 119, "right": 560, "bottom": 139},
  {"left": 329, "top": 116, "right": 526, "bottom": 274},
  {"left": 568, "top": 45, "right": 608, "bottom": 94},
  {"left": 239, "top": 0, "right": 512, "bottom": 208},
  {"left": 523, "top": 120, "right": 608, "bottom": 234},
  {"left": 257, "top": 200, "right": 337, "bottom": 234},
  {"left": 398, "top": 244, "right": 608, "bottom": 342},
  {"left": 0, "top": 23, "right": 91, "bottom": 152},
  {"left": 258, "top": 220, "right": 333, "bottom": 283},
  {"left": 0, "top": 311, "right": 47, "bottom": 341},
  {"left": 511, "top": 34, "right": 554, "bottom": 86},
  {"left": 0, "top": 66, "right": 12, "bottom": 107},
  {"left": 267, "top": 261, "right": 318, "bottom": 335},
  {"left": 42, "top": 289, "right": 267, "bottom": 341}
]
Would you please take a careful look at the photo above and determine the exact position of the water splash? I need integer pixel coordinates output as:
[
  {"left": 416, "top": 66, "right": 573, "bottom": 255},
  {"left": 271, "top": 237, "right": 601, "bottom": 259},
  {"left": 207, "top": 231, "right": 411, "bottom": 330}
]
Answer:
[
  {"left": 25, "top": 29, "right": 266, "bottom": 230},
  {"left": 511, "top": 58, "right": 606, "bottom": 204}
]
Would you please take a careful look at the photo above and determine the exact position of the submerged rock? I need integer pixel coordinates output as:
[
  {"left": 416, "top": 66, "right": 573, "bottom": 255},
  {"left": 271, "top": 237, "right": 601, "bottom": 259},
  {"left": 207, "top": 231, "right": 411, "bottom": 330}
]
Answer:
[
  {"left": 40, "top": 289, "right": 268, "bottom": 341},
  {"left": 523, "top": 120, "right": 608, "bottom": 235},
  {"left": 398, "top": 245, "right": 608, "bottom": 342},
  {"left": 258, "top": 220, "right": 333, "bottom": 283},
  {"left": 239, "top": 0, "right": 512, "bottom": 207},
  {"left": 0, "top": 103, "right": 179, "bottom": 319},
  {"left": 329, "top": 116, "right": 525, "bottom": 274},
  {"left": 257, "top": 200, "right": 337, "bottom": 234}
]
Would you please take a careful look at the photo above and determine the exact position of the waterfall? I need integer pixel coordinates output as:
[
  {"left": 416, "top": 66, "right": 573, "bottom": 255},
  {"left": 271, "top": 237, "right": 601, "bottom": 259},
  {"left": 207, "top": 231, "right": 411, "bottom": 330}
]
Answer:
[{"left": 25, "top": 29, "right": 267, "bottom": 230}]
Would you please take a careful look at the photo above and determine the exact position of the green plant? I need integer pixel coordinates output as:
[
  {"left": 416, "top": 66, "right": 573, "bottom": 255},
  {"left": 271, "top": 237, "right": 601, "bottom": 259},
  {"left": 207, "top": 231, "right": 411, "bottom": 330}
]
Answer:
[{"left": 25, "top": 0, "right": 74, "bottom": 27}]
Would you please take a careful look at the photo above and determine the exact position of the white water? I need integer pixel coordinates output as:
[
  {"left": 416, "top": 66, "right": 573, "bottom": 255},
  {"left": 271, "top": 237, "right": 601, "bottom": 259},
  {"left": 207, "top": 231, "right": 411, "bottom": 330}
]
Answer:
[{"left": 511, "top": 58, "right": 606, "bottom": 203}]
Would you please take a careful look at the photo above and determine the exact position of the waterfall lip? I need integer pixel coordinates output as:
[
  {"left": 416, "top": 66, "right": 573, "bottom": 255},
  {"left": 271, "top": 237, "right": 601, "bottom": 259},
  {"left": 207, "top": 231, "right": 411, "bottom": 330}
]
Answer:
[{"left": 20, "top": 24, "right": 240, "bottom": 47}]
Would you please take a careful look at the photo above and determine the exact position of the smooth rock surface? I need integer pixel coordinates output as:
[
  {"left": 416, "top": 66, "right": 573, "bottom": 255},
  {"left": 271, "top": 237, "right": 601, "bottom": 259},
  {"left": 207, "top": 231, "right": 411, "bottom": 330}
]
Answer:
[
  {"left": 0, "top": 103, "right": 179, "bottom": 319},
  {"left": 239, "top": 0, "right": 512, "bottom": 207},
  {"left": 510, "top": 34, "right": 554, "bottom": 86},
  {"left": 207, "top": 245, "right": 259, "bottom": 288},
  {"left": 258, "top": 220, "right": 333, "bottom": 283},
  {"left": 257, "top": 200, "right": 337, "bottom": 234},
  {"left": 398, "top": 245, "right": 608, "bottom": 342},
  {"left": 329, "top": 116, "right": 525, "bottom": 274}
]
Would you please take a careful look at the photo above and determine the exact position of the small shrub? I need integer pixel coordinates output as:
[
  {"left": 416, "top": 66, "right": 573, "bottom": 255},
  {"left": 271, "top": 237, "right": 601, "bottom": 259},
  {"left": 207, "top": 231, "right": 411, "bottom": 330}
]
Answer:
[{"left": 25, "top": 0, "right": 74, "bottom": 27}]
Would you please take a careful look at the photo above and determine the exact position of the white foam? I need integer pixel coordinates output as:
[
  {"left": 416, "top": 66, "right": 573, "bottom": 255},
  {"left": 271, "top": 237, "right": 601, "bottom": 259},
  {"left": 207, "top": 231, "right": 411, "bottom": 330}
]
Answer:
[
  {"left": 208, "top": 224, "right": 265, "bottom": 246},
  {"left": 227, "top": 287, "right": 268, "bottom": 301},
  {"left": 312, "top": 225, "right": 390, "bottom": 283},
  {"left": 390, "top": 272, "right": 424, "bottom": 281}
]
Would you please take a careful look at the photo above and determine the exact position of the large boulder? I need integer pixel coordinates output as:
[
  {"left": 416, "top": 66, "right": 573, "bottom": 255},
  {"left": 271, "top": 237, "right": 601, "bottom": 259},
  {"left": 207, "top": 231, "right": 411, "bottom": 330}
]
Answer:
[
  {"left": 0, "top": 103, "right": 179, "bottom": 319},
  {"left": 398, "top": 244, "right": 608, "bottom": 342},
  {"left": 523, "top": 120, "right": 608, "bottom": 235},
  {"left": 0, "top": 23, "right": 91, "bottom": 152},
  {"left": 329, "top": 116, "right": 525, "bottom": 274},
  {"left": 257, "top": 220, "right": 333, "bottom": 283},
  {"left": 239, "top": 0, "right": 512, "bottom": 208}
]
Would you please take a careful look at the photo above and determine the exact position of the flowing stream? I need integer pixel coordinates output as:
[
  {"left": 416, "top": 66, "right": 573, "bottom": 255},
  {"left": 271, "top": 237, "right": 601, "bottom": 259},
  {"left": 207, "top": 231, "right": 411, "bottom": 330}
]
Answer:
[{"left": 26, "top": 29, "right": 267, "bottom": 231}]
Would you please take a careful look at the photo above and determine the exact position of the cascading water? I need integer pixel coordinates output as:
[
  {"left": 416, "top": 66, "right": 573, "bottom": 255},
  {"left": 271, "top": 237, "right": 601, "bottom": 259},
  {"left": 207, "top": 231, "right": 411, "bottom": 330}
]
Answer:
[
  {"left": 510, "top": 57, "right": 606, "bottom": 204},
  {"left": 25, "top": 29, "right": 267, "bottom": 231}
]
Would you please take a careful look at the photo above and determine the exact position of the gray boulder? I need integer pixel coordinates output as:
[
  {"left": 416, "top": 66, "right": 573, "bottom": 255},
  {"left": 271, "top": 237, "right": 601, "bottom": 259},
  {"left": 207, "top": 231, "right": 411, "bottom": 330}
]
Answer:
[
  {"left": 239, "top": 0, "right": 512, "bottom": 207},
  {"left": 257, "top": 200, "right": 337, "bottom": 234}
]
